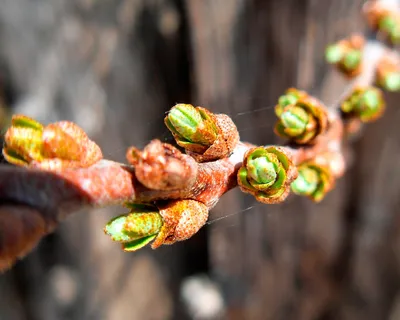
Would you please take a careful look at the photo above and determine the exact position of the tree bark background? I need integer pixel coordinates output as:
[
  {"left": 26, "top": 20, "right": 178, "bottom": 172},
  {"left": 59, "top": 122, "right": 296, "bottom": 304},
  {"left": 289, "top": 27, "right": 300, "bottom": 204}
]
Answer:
[{"left": 0, "top": 0, "right": 400, "bottom": 319}]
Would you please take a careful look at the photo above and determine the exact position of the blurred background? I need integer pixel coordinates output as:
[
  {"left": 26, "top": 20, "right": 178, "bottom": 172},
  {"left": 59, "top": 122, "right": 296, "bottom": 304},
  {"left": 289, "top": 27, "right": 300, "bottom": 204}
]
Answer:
[{"left": 1, "top": 0, "right": 400, "bottom": 319}]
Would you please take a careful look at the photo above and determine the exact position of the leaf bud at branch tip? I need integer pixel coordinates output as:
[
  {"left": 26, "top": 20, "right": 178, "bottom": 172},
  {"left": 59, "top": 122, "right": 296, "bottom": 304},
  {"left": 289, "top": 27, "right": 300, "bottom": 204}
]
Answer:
[{"left": 2, "top": 114, "right": 103, "bottom": 170}]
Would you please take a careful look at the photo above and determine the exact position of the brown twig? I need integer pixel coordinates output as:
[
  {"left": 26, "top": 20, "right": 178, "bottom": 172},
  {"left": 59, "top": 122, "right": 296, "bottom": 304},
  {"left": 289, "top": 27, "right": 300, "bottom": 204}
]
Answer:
[{"left": 0, "top": 119, "right": 342, "bottom": 272}]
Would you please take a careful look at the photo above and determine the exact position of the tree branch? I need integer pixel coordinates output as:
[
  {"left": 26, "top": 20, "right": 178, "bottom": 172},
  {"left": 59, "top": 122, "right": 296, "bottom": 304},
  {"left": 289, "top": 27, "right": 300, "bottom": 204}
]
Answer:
[{"left": 0, "top": 33, "right": 394, "bottom": 271}]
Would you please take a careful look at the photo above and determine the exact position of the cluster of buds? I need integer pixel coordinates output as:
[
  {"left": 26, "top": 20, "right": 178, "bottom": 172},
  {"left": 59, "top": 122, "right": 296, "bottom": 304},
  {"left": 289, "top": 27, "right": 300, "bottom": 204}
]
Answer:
[
  {"left": 105, "top": 103, "right": 242, "bottom": 250},
  {"left": 2, "top": 1, "right": 400, "bottom": 267},
  {"left": 325, "top": 34, "right": 365, "bottom": 78},
  {"left": 273, "top": 88, "right": 341, "bottom": 202},
  {"left": 0, "top": 83, "right": 389, "bottom": 253},
  {"left": 341, "top": 86, "right": 385, "bottom": 123},
  {"left": 99, "top": 21, "right": 396, "bottom": 251},
  {"left": 2, "top": 115, "right": 102, "bottom": 170},
  {"left": 364, "top": 1, "right": 400, "bottom": 45},
  {"left": 274, "top": 88, "right": 328, "bottom": 144}
]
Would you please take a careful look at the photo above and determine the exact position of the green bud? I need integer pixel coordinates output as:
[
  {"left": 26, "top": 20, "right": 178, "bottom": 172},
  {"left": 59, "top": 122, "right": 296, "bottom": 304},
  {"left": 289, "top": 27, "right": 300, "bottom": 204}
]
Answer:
[
  {"left": 357, "top": 89, "right": 380, "bottom": 113},
  {"left": 2, "top": 115, "right": 45, "bottom": 165},
  {"left": 280, "top": 106, "right": 308, "bottom": 135},
  {"left": 278, "top": 93, "right": 298, "bottom": 109},
  {"left": 105, "top": 204, "right": 163, "bottom": 251},
  {"left": 341, "top": 87, "right": 385, "bottom": 122},
  {"left": 105, "top": 212, "right": 162, "bottom": 242},
  {"left": 274, "top": 99, "right": 327, "bottom": 144},
  {"left": 291, "top": 167, "right": 319, "bottom": 196},
  {"left": 343, "top": 50, "right": 361, "bottom": 70},
  {"left": 379, "top": 16, "right": 397, "bottom": 33},
  {"left": 382, "top": 72, "right": 400, "bottom": 91},
  {"left": 3, "top": 127, "right": 44, "bottom": 165},
  {"left": 238, "top": 146, "right": 297, "bottom": 204},
  {"left": 378, "top": 16, "right": 400, "bottom": 44},
  {"left": 275, "top": 89, "right": 309, "bottom": 117},
  {"left": 247, "top": 156, "right": 277, "bottom": 186},
  {"left": 325, "top": 45, "right": 343, "bottom": 64},
  {"left": 167, "top": 104, "right": 203, "bottom": 140},
  {"left": 291, "top": 163, "right": 334, "bottom": 202},
  {"left": 165, "top": 104, "right": 218, "bottom": 153},
  {"left": 3, "top": 114, "right": 103, "bottom": 169}
]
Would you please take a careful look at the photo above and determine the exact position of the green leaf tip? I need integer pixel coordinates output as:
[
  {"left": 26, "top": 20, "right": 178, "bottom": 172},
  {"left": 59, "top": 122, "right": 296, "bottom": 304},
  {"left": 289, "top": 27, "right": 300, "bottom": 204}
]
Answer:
[
  {"left": 280, "top": 106, "right": 308, "bottom": 133},
  {"left": 278, "top": 93, "right": 298, "bottom": 110},
  {"left": 104, "top": 204, "right": 163, "bottom": 245},
  {"left": 166, "top": 104, "right": 204, "bottom": 140},
  {"left": 11, "top": 115, "right": 44, "bottom": 131},
  {"left": 122, "top": 235, "right": 158, "bottom": 252},
  {"left": 247, "top": 156, "right": 277, "bottom": 186},
  {"left": 165, "top": 104, "right": 218, "bottom": 154}
]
